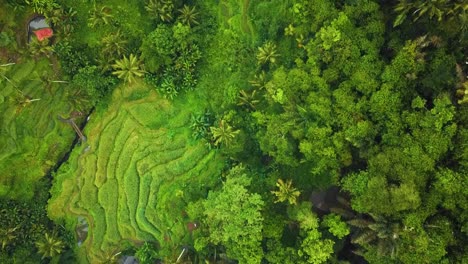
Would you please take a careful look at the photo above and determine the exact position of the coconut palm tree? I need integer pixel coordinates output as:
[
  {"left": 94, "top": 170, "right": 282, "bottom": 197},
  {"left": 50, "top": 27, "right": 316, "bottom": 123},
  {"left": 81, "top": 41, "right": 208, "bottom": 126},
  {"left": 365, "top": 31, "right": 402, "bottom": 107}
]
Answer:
[
  {"left": 101, "top": 30, "right": 127, "bottom": 58},
  {"left": 210, "top": 120, "right": 240, "bottom": 147},
  {"left": 0, "top": 226, "right": 19, "bottom": 250},
  {"left": 330, "top": 197, "right": 402, "bottom": 258},
  {"left": 249, "top": 71, "right": 268, "bottom": 90},
  {"left": 99, "top": 31, "right": 128, "bottom": 72},
  {"left": 237, "top": 89, "right": 260, "bottom": 110},
  {"left": 88, "top": 5, "right": 113, "bottom": 28},
  {"left": 347, "top": 214, "right": 401, "bottom": 258},
  {"left": 178, "top": 5, "right": 199, "bottom": 27},
  {"left": 112, "top": 54, "right": 145, "bottom": 83},
  {"left": 284, "top": 24, "right": 295, "bottom": 36},
  {"left": 35, "top": 232, "right": 65, "bottom": 259},
  {"left": 455, "top": 63, "right": 468, "bottom": 104},
  {"left": 393, "top": 0, "right": 465, "bottom": 26},
  {"left": 256, "top": 41, "right": 279, "bottom": 65},
  {"left": 145, "top": 0, "right": 174, "bottom": 23},
  {"left": 271, "top": 179, "right": 301, "bottom": 205}
]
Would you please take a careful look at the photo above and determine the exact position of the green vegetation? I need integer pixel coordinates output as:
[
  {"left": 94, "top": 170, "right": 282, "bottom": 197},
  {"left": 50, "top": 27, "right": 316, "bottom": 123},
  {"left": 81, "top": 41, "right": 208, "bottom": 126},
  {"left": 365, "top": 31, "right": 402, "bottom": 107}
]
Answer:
[
  {"left": 48, "top": 82, "right": 224, "bottom": 263},
  {"left": 0, "top": 0, "right": 467, "bottom": 263},
  {"left": 35, "top": 232, "right": 65, "bottom": 259},
  {"left": 0, "top": 60, "right": 76, "bottom": 199}
]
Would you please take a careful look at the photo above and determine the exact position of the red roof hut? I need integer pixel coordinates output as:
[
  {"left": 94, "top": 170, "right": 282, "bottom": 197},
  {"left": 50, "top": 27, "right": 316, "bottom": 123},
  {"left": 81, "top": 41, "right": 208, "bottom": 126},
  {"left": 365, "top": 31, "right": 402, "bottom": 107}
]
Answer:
[{"left": 34, "top": 28, "right": 53, "bottom": 41}]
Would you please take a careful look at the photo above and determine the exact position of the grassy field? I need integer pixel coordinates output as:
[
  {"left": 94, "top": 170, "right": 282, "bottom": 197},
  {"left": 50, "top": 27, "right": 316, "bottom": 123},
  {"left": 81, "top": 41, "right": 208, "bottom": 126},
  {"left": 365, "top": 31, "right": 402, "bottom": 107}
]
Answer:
[
  {"left": 48, "top": 81, "right": 224, "bottom": 263},
  {"left": 0, "top": 60, "right": 76, "bottom": 199}
]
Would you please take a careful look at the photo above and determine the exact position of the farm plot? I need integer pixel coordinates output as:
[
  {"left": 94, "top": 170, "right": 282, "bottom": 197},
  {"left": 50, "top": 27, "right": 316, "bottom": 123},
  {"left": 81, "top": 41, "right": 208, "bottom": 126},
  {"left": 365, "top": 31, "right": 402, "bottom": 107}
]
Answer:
[
  {"left": 0, "top": 60, "right": 76, "bottom": 199},
  {"left": 48, "top": 81, "right": 224, "bottom": 263}
]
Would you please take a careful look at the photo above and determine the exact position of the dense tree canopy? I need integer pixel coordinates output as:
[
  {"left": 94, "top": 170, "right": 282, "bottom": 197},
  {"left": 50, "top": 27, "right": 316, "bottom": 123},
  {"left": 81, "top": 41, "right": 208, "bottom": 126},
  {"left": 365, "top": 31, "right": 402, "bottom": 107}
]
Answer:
[{"left": 0, "top": 0, "right": 467, "bottom": 263}]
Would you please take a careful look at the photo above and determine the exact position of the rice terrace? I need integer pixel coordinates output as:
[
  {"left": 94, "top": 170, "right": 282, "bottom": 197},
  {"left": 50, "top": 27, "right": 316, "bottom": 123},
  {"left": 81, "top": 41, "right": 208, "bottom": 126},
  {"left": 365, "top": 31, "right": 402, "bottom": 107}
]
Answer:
[
  {"left": 49, "top": 82, "right": 224, "bottom": 263},
  {"left": 0, "top": 0, "right": 467, "bottom": 263}
]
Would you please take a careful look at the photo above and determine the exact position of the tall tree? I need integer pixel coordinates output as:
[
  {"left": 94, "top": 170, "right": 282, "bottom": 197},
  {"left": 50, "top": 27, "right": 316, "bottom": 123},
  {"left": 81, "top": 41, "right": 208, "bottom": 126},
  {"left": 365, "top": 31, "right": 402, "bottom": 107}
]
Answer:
[
  {"left": 271, "top": 179, "right": 301, "bottom": 205},
  {"left": 101, "top": 30, "right": 127, "bottom": 58},
  {"left": 210, "top": 119, "right": 240, "bottom": 147},
  {"left": 177, "top": 5, "right": 199, "bottom": 27},
  {"left": 88, "top": 5, "right": 113, "bottom": 28},
  {"left": 145, "top": 0, "right": 174, "bottom": 23},
  {"left": 256, "top": 41, "right": 279, "bottom": 65},
  {"left": 35, "top": 232, "right": 65, "bottom": 259},
  {"left": 112, "top": 54, "right": 145, "bottom": 83}
]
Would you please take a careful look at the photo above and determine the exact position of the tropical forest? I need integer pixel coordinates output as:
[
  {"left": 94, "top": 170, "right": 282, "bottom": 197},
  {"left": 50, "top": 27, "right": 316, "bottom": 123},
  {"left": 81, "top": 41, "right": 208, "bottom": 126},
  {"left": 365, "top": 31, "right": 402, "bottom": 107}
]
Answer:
[{"left": 0, "top": 0, "right": 467, "bottom": 263}]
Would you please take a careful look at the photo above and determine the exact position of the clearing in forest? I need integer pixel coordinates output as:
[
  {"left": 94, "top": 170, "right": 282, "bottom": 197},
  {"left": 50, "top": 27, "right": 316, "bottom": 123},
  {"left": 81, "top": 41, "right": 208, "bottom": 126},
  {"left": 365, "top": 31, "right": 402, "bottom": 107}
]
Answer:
[{"left": 48, "top": 81, "right": 224, "bottom": 263}]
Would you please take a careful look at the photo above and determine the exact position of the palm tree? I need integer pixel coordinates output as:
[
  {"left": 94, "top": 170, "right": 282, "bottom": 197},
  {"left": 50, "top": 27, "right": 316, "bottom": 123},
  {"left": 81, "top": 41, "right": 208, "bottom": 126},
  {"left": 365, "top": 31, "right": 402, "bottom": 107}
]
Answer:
[
  {"left": 210, "top": 120, "right": 240, "bottom": 147},
  {"left": 256, "top": 41, "right": 279, "bottom": 65},
  {"left": 237, "top": 89, "right": 260, "bottom": 110},
  {"left": 393, "top": 0, "right": 462, "bottom": 26},
  {"left": 0, "top": 226, "right": 19, "bottom": 250},
  {"left": 88, "top": 5, "right": 113, "bottom": 28},
  {"left": 35, "top": 232, "right": 65, "bottom": 259},
  {"left": 159, "top": 76, "right": 178, "bottom": 99},
  {"left": 455, "top": 63, "right": 468, "bottom": 104},
  {"left": 271, "top": 179, "right": 301, "bottom": 205},
  {"left": 347, "top": 214, "right": 401, "bottom": 258},
  {"left": 249, "top": 71, "right": 268, "bottom": 90},
  {"left": 330, "top": 197, "right": 402, "bottom": 258},
  {"left": 101, "top": 30, "right": 127, "bottom": 58},
  {"left": 284, "top": 24, "right": 295, "bottom": 36},
  {"left": 99, "top": 31, "right": 128, "bottom": 72},
  {"left": 145, "top": 0, "right": 174, "bottom": 23},
  {"left": 112, "top": 54, "right": 145, "bottom": 83},
  {"left": 178, "top": 5, "right": 199, "bottom": 27}
]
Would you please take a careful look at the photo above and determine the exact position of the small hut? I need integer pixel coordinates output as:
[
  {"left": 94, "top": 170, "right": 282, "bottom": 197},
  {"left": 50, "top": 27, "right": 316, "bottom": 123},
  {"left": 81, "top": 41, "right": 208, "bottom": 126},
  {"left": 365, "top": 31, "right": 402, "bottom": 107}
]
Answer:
[{"left": 28, "top": 16, "right": 53, "bottom": 42}]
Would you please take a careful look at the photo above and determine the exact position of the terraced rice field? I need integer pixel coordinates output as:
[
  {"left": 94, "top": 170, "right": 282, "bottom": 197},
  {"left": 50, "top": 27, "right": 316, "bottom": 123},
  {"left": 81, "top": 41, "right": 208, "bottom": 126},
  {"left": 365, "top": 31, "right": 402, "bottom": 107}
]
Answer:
[
  {"left": 0, "top": 60, "right": 75, "bottom": 199},
  {"left": 48, "top": 81, "right": 224, "bottom": 263}
]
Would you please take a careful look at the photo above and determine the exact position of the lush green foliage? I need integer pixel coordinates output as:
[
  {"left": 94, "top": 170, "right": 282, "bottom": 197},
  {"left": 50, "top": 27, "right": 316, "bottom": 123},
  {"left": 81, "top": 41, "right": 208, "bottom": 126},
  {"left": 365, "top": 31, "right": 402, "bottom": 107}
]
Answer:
[
  {"left": 189, "top": 166, "right": 265, "bottom": 263},
  {"left": 1, "top": 0, "right": 467, "bottom": 263}
]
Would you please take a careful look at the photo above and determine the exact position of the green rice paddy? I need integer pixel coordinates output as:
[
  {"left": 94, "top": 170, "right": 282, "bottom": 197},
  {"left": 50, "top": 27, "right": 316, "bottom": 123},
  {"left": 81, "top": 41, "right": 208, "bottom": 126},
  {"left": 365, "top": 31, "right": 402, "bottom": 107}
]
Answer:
[
  {"left": 48, "top": 81, "right": 224, "bottom": 263},
  {"left": 0, "top": 60, "right": 75, "bottom": 199}
]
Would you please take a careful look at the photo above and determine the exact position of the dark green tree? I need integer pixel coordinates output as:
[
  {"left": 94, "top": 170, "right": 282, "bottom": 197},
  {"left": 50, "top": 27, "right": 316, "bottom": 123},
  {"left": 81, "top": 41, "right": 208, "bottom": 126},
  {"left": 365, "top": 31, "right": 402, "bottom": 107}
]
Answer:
[
  {"left": 177, "top": 5, "right": 199, "bottom": 27},
  {"left": 145, "top": 0, "right": 174, "bottom": 23},
  {"left": 210, "top": 119, "right": 240, "bottom": 147},
  {"left": 35, "top": 232, "right": 65, "bottom": 259},
  {"left": 88, "top": 5, "right": 113, "bottom": 28}
]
